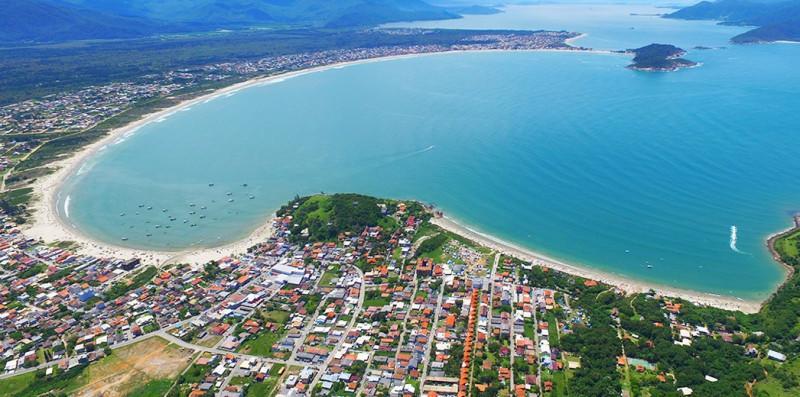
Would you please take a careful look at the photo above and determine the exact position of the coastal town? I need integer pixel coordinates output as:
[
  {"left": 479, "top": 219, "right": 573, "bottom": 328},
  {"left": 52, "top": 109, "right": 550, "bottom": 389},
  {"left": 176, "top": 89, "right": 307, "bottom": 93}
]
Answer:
[
  {"left": 0, "top": 29, "right": 580, "bottom": 136},
  {"left": 0, "top": 193, "right": 795, "bottom": 397},
  {"left": 0, "top": 18, "right": 797, "bottom": 397}
]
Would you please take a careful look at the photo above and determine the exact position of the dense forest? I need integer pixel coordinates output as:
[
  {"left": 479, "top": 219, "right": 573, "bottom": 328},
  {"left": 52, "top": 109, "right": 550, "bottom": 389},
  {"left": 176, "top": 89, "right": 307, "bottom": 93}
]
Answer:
[{"left": 277, "top": 193, "right": 389, "bottom": 242}]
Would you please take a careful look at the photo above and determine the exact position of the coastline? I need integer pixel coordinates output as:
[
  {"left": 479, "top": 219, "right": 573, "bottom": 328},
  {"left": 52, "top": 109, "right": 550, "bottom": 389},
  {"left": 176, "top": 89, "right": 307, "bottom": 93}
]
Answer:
[
  {"left": 23, "top": 46, "right": 620, "bottom": 267},
  {"left": 18, "top": 44, "right": 779, "bottom": 312},
  {"left": 431, "top": 215, "right": 764, "bottom": 313},
  {"left": 764, "top": 216, "right": 799, "bottom": 293}
]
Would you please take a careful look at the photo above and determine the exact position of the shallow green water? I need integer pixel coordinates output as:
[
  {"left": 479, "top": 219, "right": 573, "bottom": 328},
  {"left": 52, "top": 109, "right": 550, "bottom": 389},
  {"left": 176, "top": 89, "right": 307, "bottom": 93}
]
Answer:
[{"left": 60, "top": 4, "right": 800, "bottom": 299}]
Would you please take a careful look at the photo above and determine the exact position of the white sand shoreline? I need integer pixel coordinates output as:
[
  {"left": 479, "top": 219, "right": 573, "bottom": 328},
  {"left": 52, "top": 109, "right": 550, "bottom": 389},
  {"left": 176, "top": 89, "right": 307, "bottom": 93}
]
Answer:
[
  {"left": 20, "top": 45, "right": 773, "bottom": 312},
  {"left": 431, "top": 215, "right": 764, "bottom": 313},
  {"left": 23, "top": 46, "right": 622, "bottom": 268}
]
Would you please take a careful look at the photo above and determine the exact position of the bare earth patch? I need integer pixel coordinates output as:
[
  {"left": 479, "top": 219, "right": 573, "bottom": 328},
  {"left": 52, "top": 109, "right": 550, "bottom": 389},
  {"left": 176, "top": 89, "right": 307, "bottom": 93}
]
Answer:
[{"left": 70, "top": 337, "right": 194, "bottom": 397}]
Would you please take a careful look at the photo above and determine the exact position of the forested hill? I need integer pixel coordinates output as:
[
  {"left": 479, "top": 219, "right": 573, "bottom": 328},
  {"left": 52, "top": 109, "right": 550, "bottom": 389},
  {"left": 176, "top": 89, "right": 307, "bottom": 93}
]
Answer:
[
  {"left": 0, "top": 0, "right": 171, "bottom": 42},
  {"left": 666, "top": 0, "right": 800, "bottom": 43},
  {"left": 1, "top": 0, "right": 459, "bottom": 43}
]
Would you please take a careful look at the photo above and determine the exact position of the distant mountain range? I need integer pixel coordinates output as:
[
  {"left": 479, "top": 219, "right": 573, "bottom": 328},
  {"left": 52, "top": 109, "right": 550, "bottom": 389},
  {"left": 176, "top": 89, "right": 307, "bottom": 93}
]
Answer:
[
  {"left": 0, "top": 0, "right": 461, "bottom": 43},
  {"left": 666, "top": 0, "right": 800, "bottom": 43}
]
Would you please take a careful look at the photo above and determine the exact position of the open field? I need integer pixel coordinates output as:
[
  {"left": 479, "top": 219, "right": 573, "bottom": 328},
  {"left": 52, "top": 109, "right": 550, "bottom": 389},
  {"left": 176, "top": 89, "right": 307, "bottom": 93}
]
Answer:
[
  {"left": 774, "top": 229, "right": 800, "bottom": 259},
  {"left": 67, "top": 337, "right": 193, "bottom": 397}
]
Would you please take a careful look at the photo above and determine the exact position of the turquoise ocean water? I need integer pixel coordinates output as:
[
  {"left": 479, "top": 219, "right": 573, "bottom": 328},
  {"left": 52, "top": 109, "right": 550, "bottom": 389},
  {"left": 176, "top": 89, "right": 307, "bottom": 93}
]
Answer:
[{"left": 59, "top": 4, "right": 800, "bottom": 300}]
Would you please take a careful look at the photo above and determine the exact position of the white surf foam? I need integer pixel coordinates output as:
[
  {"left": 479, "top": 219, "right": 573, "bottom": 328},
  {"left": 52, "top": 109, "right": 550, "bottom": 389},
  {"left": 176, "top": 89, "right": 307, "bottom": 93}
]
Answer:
[
  {"left": 730, "top": 225, "right": 741, "bottom": 253},
  {"left": 64, "top": 195, "right": 71, "bottom": 218}
]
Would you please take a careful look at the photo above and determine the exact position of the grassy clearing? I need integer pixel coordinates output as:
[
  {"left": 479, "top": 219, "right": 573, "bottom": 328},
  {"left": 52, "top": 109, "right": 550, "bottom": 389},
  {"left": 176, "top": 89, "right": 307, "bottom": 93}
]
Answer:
[
  {"left": 775, "top": 229, "right": 800, "bottom": 259},
  {"left": 364, "top": 295, "right": 391, "bottom": 308},
  {"left": 754, "top": 357, "right": 800, "bottom": 396},
  {"left": 0, "top": 187, "right": 33, "bottom": 206},
  {"left": 195, "top": 334, "right": 223, "bottom": 348},
  {"left": 319, "top": 266, "right": 341, "bottom": 288},
  {"left": 0, "top": 371, "right": 36, "bottom": 396},
  {"left": 261, "top": 309, "right": 291, "bottom": 324},
  {"left": 65, "top": 337, "right": 193, "bottom": 397},
  {"left": 126, "top": 378, "right": 174, "bottom": 397},
  {"left": 239, "top": 330, "right": 286, "bottom": 357},
  {"left": 0, "top": 337, "right": 192, "bottom": 397},
  {"left": 246, "top": 363, "right": 286, "bottom": 397}
]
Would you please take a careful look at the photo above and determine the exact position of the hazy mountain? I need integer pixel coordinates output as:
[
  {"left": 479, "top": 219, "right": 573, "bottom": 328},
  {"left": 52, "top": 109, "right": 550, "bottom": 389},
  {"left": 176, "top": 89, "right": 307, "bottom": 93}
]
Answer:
[
  {"left": 2, "top": 0, "right": 459, "bottom": 43},
  {"left": 63, "top": 0, "right": 459, "bottom": 28},
  {"left": 0, "top": 0, "right": 172, "bottom": 43},
  {"left": 666, "top": 0, "right": 800, "bottom": 42}
]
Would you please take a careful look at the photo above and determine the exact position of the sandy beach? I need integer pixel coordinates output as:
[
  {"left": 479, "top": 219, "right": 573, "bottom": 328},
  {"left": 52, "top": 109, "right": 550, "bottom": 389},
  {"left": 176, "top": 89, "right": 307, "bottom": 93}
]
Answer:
[
  {"left": 18, "top": 44, "right": 774, "bottom": 313},
  {"left": 20, "top": 45, "right": 767, "bottom": 312},
  {"left": 431, "top": 215, "right": 764, "bottom": 313},
  {"left": 22, "top": 53, "right": 462, "bottom": 266},
  {"left": 22, "top": 46, "right": 621, "bottom": 268}
]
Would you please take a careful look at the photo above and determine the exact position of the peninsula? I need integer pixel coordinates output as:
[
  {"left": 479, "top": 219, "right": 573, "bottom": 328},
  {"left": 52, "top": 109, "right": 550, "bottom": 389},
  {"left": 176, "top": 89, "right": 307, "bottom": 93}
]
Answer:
[
  {"left": 666, "top": 0, "right": 800, "bottom": 43},
  {"left": 1, "top": 193, "right": 799, "bottom": 396}
]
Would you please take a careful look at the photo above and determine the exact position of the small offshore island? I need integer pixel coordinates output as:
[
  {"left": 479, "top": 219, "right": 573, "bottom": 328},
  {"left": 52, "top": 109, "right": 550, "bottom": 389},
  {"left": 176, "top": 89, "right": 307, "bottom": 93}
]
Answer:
[{"left": 627, "top": 43, "right": 698, "bottom": 71}]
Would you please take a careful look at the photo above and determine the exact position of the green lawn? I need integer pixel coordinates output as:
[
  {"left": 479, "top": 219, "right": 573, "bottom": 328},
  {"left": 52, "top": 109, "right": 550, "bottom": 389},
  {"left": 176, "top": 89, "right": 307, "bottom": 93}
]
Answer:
[
  {"left": 261, "top": 309, "right": 291, "bottom": 325},
  {"left": 319, "top": 267, "right": 341, "bottom": 288},
  {"left": 364, "top": 296, "right": 391, "bottom": 308},
  {"left": 127, "top": 379, "right": 174, "bottom": 397},
  {"left": 0, "top": 371, "right": 36, "bottom": 396},
  {"left": 0, "top": 365, "right": 87, "bottom": 397},
  {"left": 239, "top": 330, "right": 286, "bottom": 357},
  {"left": 775, "top": 229, "right": 800, "bottom": 259},
  {"left": 754, "top": 358, "right": 800, "bottom": 396},
  {"left": 547, "top": 313, "right": 561, "bottom": 346},
  {"left": 245, "top": 364, "right": 285, "bottom": 397},
  {"left": 0, "top": 187, "right": 33, "bottom": 206}
]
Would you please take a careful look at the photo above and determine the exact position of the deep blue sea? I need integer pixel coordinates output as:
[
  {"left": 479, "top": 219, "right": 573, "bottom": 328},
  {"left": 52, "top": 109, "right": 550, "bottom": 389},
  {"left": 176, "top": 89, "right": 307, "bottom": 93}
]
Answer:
[{"left": 59, "top": 4, "right": 800, "bottom": 300}]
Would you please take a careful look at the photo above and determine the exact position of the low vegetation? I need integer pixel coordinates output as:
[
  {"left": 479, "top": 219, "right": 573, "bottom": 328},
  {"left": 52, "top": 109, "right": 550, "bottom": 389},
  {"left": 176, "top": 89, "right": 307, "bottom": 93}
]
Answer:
[{"left": 1, "top": 337, "right": 192, "bottom": 397}]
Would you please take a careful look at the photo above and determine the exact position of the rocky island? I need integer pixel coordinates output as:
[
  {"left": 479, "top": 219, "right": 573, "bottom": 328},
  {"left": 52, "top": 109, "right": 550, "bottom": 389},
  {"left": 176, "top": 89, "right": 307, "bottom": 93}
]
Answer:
[{"left": 627, "top": 43, "right": 698, "bottom": 71}]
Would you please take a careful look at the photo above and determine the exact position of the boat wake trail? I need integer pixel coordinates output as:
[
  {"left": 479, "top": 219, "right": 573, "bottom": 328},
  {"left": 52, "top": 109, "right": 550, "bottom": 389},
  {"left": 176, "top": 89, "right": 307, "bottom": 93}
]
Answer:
[
  {"left": 413, "top": 145, "right": 436, "bottom": 155},
  {"left": 730, "top": 225, "right": 746, "bottom": 254},
  {"left": 381, "top": 145, "right": 435, "bottom": 163}
]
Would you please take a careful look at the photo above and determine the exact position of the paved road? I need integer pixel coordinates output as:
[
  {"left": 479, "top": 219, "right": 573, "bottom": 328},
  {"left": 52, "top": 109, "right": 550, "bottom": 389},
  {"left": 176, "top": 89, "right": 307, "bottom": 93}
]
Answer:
[
  {"left": 307, "top": 266, "right": 365, "bottom": 392},
  {"left": 487, "top": 253, "right": 500, "bottom": 336},
  {"left": 530, "top": 289, "right": 543, "bottom": 393},
  {"left": 419, "top": 280, "right": 445, "bottom": 389},
  {"left": 287, "top": 266, "right": 327, "bottom": 363}
]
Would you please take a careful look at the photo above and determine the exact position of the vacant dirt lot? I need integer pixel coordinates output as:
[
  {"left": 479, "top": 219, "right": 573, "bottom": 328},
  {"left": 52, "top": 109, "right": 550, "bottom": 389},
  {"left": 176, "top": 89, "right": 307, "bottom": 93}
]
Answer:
[{"left": 70, "top": 337, "right": 194, "bottom": 397}]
